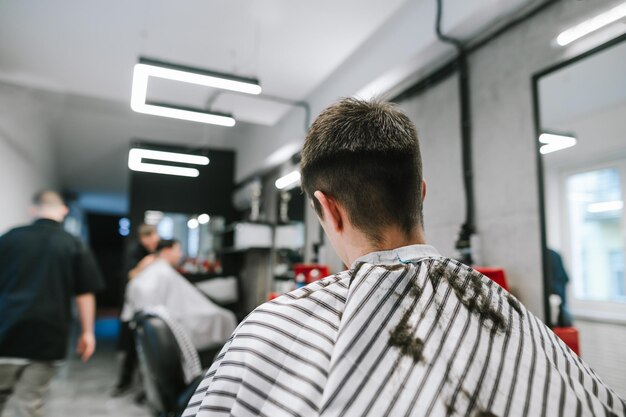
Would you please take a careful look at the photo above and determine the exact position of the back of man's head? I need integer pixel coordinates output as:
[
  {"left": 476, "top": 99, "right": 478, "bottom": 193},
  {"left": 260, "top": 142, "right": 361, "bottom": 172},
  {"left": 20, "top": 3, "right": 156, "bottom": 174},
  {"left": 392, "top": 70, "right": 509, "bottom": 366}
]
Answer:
[
  {"left": 156, "top": 239, "right": 182, "bottom": 266},
  {"left": 301, "top": 98, "right": 423, "bottom": 244},
  {"left": 31, "top": 190, "right": 69, "bottom": 222}
]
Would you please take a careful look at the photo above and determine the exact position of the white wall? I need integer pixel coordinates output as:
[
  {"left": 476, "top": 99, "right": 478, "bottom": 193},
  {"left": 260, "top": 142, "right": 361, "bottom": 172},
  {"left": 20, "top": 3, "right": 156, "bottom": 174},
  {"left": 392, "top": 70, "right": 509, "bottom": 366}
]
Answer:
[
  {"left": 397, "top": 75, "right": 465, "bottom": 259},
  {"left": 544, "top": 167, "right": 563, "bottom": 252},
  {"left": 0, "top": 82, "right": 60, "bottom": 234},
  {"left": 576, "top": 319, "right": 626, "bottom": 399}
]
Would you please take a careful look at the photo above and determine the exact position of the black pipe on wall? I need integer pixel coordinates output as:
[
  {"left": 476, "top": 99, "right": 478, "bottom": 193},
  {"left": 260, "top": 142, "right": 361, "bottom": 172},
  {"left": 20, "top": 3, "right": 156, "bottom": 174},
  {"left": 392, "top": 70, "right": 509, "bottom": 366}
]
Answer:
[{"left": 434, "top": 0, "right": 476, "bottom": 265}]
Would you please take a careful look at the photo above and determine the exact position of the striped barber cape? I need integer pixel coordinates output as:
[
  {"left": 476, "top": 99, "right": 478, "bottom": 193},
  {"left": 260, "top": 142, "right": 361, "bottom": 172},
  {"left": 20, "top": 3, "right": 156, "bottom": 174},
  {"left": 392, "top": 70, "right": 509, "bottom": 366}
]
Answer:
[{"left": 183, "top": 245, "right": 625, "bottom": 417}]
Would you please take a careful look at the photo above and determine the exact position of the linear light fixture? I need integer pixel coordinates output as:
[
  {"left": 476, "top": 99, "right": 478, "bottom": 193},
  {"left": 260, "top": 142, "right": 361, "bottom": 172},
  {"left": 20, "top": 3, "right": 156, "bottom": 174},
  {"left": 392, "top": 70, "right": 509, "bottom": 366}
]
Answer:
[
  {"left": 587, "top": 200, "right": 624, "bottom": 213},
  {"left": 144, "top": 210, "right": 164, "bottom": 225},
  {"left": 556, "top": 2, "right": 626, "bottom": 46},
  {"left": 275, "top": 170, "right": 301, "bottom": 190},
  {"left": 539, "top": 133, "right": 577, "bottom": 155},
  {"left": 128, "top": 148, "right": 209, "bottom": 177},
  {"left": 264, "top": 143, "right": 301, "bottom": 168},
  {"left": 130, "top": 57, "right": 262, "bottom": 126}
]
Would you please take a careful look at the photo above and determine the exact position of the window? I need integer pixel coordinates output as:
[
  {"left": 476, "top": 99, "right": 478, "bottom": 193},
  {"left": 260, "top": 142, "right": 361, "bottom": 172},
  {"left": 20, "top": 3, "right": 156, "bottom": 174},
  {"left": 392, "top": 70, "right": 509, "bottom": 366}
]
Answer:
[{"left": 566, "top": 167, "right": 625, "bottom": 303}]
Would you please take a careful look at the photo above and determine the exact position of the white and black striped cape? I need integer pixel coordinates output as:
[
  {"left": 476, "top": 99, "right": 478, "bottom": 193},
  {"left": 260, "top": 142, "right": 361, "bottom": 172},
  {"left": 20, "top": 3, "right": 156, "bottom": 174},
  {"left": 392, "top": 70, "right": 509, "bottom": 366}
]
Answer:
[{"left": 183, "top": 245, "right": 625, "bottom": 417}]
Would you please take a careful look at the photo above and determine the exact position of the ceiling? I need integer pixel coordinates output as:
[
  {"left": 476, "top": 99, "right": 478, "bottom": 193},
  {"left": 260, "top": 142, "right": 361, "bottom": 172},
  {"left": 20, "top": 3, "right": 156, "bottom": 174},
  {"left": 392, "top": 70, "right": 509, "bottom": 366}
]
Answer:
[{"left": 0, "top": 0, "right": 408, "bottom": 125}]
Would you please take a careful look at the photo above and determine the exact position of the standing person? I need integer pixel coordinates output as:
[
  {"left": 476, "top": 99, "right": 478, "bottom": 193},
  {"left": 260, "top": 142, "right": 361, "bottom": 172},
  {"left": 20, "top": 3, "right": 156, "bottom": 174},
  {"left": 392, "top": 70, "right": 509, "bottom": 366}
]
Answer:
[
  {"left": 0, "top": 191, "right": 104, "bottom": 417},
  {"left": 548, "top": 248, "right": 574, "bottom": 327},
  {"left": 112, "top": 224, "right": 159, "bottom": 396},
  {"left": 184, "top": 99, "right": 625, "bottom": 417},
  {"left": 126, "top": 224, "right": 160, "bottom": 282}
]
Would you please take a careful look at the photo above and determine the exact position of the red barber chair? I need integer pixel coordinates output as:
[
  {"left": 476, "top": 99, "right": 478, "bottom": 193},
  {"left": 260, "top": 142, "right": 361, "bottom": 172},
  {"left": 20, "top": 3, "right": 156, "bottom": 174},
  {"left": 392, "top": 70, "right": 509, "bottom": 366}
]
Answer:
[{"left": 474, "top": 266, "right": 580, "bottom": 355}]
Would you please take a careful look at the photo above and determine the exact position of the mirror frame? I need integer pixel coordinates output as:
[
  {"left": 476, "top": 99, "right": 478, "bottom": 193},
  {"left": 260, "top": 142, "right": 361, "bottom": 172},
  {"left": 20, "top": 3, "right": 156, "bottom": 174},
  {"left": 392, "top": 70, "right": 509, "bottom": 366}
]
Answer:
[{"left": 532, "top": 32, "right": 626, "bottom": 326}]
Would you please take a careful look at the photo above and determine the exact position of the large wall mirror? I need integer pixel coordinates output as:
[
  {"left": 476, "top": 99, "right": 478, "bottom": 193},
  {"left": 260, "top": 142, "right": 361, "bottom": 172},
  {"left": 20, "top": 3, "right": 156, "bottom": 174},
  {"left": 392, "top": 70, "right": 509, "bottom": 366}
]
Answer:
[
  {"left": 534, "top": 33, "right": 626, "bottom": 395},
  {"left": 143, "top": 210, "right": 226, "bottom": 273}
]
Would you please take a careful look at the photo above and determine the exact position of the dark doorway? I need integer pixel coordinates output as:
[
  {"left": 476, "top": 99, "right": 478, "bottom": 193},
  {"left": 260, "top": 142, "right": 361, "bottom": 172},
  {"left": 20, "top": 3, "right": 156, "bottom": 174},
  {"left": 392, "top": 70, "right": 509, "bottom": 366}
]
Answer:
[{"left": 86, "top": 213, "right": 126, "bottom": 310}]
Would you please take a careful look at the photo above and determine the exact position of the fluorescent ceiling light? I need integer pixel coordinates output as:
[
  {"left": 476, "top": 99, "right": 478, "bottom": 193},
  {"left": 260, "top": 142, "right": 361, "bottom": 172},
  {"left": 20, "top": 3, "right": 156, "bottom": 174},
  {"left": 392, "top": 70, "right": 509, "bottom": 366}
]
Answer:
[
  {"left": 131, "top": 57, "right": 261, "bottom": 126},
  {"left": 137, "top": 57, "right": 261, "bottom": 95},
  {"left": 198, "top": 213, "right": 210, "bottom": 224},
  {"left": 587, "top": 200, "right": 624, "bottom": 213},
  {"left": 132, "top": 97, "right": 236, "bottom": 127},
  {"left": 128, "top": 148, "right": 209, "bottom": 177},
  {"left": 264, "top": 143, "right": 301, "bottom": 168},
  {"left": 539, "top": 133, "right": 577, "bottom": 154},
  {"left": 144, "top": 210, "right": 164, "bottom": 225},
  {"left": 556, "top": 3, "right": 626, "bottom": 46},
  {"left": 187, "top": 218, "right": 199, "bottom": 229},
  {"left": 275, "top": 170, "right": 301, "bottom": 190}
]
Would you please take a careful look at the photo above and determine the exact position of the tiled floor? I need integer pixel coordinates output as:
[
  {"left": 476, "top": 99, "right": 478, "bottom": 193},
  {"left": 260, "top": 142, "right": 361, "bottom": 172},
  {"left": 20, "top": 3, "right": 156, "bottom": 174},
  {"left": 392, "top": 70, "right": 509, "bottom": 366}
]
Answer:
[{"left": 4, "top": 341, "right": 151, "bottom": 417}]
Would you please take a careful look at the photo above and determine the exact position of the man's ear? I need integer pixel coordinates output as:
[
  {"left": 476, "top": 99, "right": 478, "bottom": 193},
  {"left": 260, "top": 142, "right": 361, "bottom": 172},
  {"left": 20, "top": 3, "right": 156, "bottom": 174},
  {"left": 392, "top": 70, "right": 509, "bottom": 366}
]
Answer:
[
  {"left": 421, "top": 180, "right": 427, "bottom": 202},
  {"left": 313, "top": 190, "right": 343, "bottom": 232}
]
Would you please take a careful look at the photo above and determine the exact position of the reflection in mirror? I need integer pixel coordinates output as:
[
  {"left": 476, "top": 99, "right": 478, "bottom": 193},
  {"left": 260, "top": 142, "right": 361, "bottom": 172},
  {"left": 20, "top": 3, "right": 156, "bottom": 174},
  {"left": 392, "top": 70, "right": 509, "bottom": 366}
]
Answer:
[
  {"left": 143, "top": 210, "right": 226, "bottom": 273},
  {"left": 536, "top": 35, "right": 626, "bottom": 397},
  {"left": 273, "top": 186, "right": 306, "bottom": 294}
]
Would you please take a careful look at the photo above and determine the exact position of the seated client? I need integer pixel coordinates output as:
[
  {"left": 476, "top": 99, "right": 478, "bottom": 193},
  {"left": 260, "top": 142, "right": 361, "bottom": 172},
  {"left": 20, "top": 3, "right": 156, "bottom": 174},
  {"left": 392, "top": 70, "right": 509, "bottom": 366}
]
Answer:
[
  {"left": 184, "top": 98, "right": 625, "bottom": 417},
  {"left": 122, "top": 239, "right": 237, "bottom": 350}
]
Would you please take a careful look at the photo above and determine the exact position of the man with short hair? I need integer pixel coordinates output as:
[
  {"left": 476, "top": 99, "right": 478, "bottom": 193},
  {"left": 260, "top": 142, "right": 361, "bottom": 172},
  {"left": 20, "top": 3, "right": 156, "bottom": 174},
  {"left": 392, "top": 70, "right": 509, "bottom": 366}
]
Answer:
[
  {"left": 184, "top": 99, "right": 625, "bottom": 417},
  {"left": 126, "top": 224, "right": 160, "bottom": 281},
  {"left": 0, "top": 191, "right": 104, "bottom": 417}
]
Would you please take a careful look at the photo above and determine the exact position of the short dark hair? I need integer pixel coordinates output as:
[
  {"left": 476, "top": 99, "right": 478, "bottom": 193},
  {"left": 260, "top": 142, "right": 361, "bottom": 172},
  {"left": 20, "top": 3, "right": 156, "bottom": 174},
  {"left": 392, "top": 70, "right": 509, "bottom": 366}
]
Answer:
[
  {"left": 301, "top": 98, "right": 423, "bottom": 244},
  {"left": 32, "top": 190, "right": 65, "bottom": 207},
  {"left": 138, "top": 224, "right": 157, "bottom": 237},
  {"left": 156, "top": 239, "right": 179, "bottom": 253}
]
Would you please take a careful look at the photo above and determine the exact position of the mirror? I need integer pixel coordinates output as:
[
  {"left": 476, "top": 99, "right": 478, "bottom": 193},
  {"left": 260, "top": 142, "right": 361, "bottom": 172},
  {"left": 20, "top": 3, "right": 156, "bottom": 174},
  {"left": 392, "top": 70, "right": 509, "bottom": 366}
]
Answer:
[
  {"left": 272, "top": 185, "right": 306, "bottom": 294},
  {"left": 534, "top": 34, "right": 626, "bottom": 396},
  {"left": 143, "top": 210, "right": 226, "bottom": 273}
]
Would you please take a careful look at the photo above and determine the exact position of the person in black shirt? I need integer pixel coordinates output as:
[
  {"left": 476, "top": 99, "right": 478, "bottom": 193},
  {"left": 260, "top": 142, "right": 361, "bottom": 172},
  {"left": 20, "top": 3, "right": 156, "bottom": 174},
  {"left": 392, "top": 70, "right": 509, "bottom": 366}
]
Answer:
[
  {"left": 0, "top": 190, "right": 104, "bottom": 417},
  {"left": 112, "top": 223, "right": 159, "bottom": 397},
  {"left": 125, "top": 224, "right": 160, "bottom": 281}
]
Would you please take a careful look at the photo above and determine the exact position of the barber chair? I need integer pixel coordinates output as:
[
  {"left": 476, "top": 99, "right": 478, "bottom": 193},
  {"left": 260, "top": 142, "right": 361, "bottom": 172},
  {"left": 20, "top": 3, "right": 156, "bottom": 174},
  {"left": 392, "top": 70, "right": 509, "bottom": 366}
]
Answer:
[
  {"left": 473, "top": 266, "right": 510, "bottom": 291},
  {"left": 132, "top": 312, "right": 203, "bottom": 417}
]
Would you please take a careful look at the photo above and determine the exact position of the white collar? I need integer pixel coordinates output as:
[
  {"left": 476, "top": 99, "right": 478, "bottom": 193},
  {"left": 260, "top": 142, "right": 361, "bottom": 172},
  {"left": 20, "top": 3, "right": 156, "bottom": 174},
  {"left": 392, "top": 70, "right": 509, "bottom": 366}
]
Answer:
[{"left": 352, "top": 244, "right": 441, "bottom": 269}]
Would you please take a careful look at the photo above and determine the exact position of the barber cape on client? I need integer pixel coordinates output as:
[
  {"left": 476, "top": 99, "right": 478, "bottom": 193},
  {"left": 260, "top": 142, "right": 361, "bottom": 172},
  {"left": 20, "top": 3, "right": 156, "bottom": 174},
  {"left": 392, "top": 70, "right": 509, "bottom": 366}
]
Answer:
[
  {"left": 184, "top": 99, "right": 625, "bottom": 417},
  {"left": 122, "top": 239, "right": 237, "bottom": 350}
]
